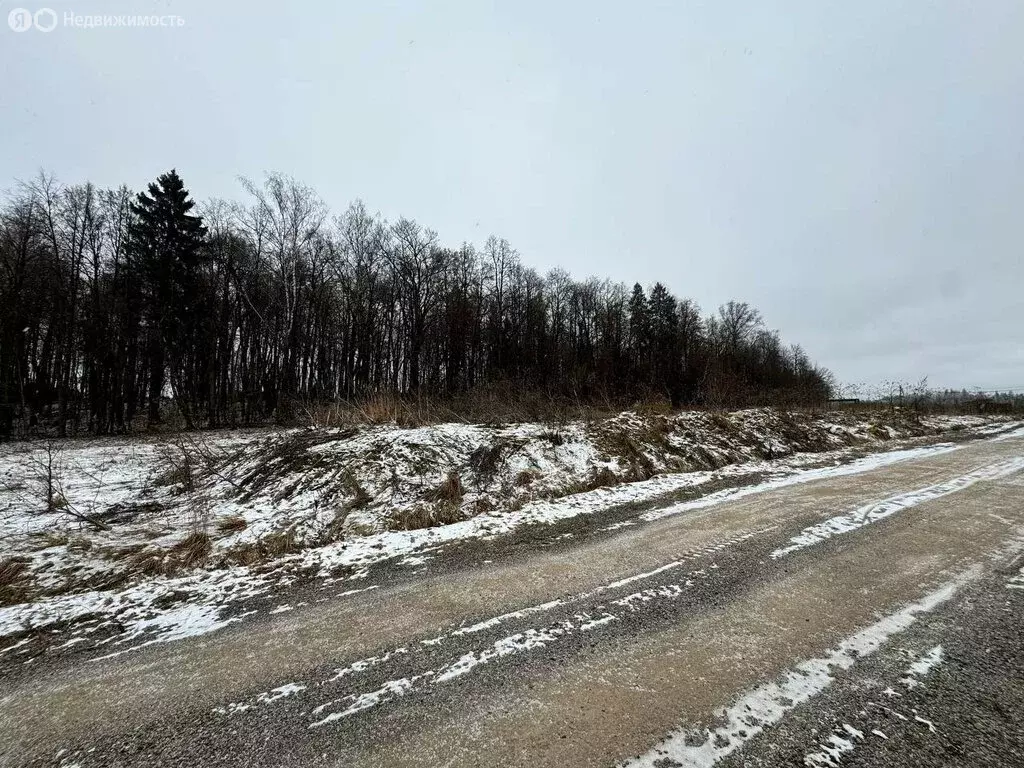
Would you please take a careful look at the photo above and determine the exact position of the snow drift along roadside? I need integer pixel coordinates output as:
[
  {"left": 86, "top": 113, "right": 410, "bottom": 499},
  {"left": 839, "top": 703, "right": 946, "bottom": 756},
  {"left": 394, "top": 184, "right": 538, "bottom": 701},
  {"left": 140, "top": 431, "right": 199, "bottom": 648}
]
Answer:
[
  {"left": 0, "top": 413, "right": 1017, "bottom": 658},
  {"left": 0, "top": 410, "right": 1012, "bottom": 608}
]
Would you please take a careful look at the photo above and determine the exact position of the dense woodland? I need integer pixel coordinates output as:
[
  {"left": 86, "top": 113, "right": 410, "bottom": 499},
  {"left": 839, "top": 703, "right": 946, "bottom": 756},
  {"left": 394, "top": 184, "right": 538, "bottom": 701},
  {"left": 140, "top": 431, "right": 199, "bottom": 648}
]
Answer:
[{"left": 0, "top": 170, "right": 835, "bottom": 437}]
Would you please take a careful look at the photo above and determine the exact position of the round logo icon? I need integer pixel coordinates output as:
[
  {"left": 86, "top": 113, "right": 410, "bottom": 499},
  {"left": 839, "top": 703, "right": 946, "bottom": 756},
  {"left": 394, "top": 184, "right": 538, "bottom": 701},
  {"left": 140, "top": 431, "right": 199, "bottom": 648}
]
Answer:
[
  {"left": 7, "top": 8, "right": 33, "bottom": 31},
  {"left": 34, "top": 8, "right": 57, "bottom": 32}
]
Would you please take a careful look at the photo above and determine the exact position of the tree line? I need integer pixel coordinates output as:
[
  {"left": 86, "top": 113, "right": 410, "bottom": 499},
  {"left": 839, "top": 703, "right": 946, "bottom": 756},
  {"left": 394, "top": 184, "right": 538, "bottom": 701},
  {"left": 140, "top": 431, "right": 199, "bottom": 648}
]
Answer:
[{"left": 0, "top": 169, "right": 834, "bottom": 436}]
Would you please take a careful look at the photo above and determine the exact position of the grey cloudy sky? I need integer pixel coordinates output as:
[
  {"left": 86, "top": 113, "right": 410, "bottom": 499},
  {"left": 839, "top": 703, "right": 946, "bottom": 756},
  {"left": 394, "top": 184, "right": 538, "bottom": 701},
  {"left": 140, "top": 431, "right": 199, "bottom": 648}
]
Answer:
[{"left": 2, "top": 0, "right": 1022, "bottom": 393}]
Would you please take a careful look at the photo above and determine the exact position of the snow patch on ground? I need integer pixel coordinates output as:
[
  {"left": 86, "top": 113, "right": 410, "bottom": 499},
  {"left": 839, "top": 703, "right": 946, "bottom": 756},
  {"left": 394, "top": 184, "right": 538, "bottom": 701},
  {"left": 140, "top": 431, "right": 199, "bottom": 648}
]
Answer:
[
  {"left": 213, "top": 682, "right": 307, "bottom": 715},
  {"left": 1, "top": 414, "right": 1017, "bottom": 659},
  {"left": 3, "top": 412, "right": 1008, "bottom": 603},
  {"left": 621, "top": 571, "right": 976, "bottom": 768},
  {"left": 0, "top": 452, "right": 924, "bottom": 652},
  {"left": 309, "top": 608, "right": 626, "bottom": 726},
  {"left": 771, "top": 458, "right": 1024, "bottom": 559},
  {"left": 638, "top": 444, "right": 967, "bottom": 527},
  {"left": 803, "top": 723, "right": 864, "bottom": 768},
  {"left": 901, "top": 645, "right": 944, "bottom": 690},
  {"left": 1007, "top": 568, "right": 1024, "bottom": 591},
  {"left": 226, "top": 542, "right": 738, "bottom": 724}
]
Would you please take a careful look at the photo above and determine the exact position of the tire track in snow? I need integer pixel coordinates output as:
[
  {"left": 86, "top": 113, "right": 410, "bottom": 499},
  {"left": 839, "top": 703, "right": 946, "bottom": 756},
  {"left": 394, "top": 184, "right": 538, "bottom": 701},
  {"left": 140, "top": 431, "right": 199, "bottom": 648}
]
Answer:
[
  {"left": 621, "top": 569, "right": 978, "bottom": 768},
  {"left": 213, "top": 528, "right": 774, "bottom": 724},
  {"left": 771, "top": 458, "right": 1024, "bottom": 559},
  {"left": 206, "top": 452, "right": 1024, "bottom": 729},
  {"left": 1007, "top": 568, "right": 1024, "bottom": 590}
]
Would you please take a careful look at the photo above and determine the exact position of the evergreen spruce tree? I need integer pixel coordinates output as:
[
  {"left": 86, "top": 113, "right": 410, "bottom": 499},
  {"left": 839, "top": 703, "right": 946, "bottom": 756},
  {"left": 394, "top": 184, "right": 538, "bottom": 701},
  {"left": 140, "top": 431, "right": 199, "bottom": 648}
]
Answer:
[
  {"left": 649, "top": 282, "right": 682, "bottom": 405},
  {"left": 129, "top": 170, "right": 207, "bottom": 426},
  {"left": 627, "top": 283, "right": 650, "bottom": 385}
]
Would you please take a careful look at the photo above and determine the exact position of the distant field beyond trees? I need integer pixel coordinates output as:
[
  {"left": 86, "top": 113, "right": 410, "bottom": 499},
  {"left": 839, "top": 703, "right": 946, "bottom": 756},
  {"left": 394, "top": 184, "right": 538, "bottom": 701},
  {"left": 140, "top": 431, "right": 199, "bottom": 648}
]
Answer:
[{"left": 0, "top": 170, "right": 834, "bottom": 436}]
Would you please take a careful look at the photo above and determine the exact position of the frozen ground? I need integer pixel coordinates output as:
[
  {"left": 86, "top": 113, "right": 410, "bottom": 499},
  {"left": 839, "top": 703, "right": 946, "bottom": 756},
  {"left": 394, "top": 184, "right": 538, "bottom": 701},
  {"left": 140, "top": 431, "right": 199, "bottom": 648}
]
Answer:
[
  {"left": 0, "top": 409, "right": 1018, "bottom": 659},
  {"left": 2, "top": 422, "right": 1024, "bottom": 768}
]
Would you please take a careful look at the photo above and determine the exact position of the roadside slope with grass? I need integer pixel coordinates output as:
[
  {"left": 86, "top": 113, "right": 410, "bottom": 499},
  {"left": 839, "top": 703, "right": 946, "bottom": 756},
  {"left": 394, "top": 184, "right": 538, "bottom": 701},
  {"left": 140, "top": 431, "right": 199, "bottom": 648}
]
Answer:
[{"left": 0, "top": 408, "right": 1017, "bottom": 663}]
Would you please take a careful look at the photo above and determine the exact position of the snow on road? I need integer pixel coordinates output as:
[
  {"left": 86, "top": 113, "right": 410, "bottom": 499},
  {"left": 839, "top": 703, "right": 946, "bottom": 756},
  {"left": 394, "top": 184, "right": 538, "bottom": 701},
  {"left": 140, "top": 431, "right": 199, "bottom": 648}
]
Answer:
[
  {"left": 622, "top": 572, "right": 976, "bottom": 768},
  {"left": 771, "top": 457, "right": 1024, "bottom": 559},
  {"left": 218, "top": 530, "right": 754, "bottom": 725}
]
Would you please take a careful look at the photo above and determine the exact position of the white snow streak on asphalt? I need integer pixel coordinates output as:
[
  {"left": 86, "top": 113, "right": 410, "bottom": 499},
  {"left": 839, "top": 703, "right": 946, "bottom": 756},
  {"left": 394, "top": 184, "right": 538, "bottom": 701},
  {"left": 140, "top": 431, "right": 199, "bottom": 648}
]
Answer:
[
  {"left": 303, "top": 526, "right": 798, "bottom": 728},
  {"left": 622, "top": 571, "right": 977, "bottom": 768},
  {"left": 803, "top": 643, "right": 948, "bottom": 766},
  {"left": 771, "top": 458, "right": 1024, "bottom": 559},
  {"left": 447, "top": 599, "right": 565, "bottom": 638},
  {"left": 803, "top": 723, "right": 865, "bottom": 768},
  {"left": 901, "top": 645, "right": 944, "bottom": 690},
  {"left": 328, "top": 648, "right": 409, "bottom": 682},
  {"left": 309, "top": 609, "right": 630, "bottom": 728},
  {"left": 638, "top": 445, "right": 964, "bottom": 526},
  {"left": 1007, "top": 569, "right": 1024, "bottom": 590},
  {"left": 990, "top": 425, "right": 1024, "bottom": 442},
  {"left": 435, "top": 623, "right": 575, "bottom": 684},
  {"left": 212, "top": 683, "right": 307, "bottom": 715},
  {"left": 220, "top": 533, "right": 752, "bottom": 721},
  {"left": 305, "top": 554, "right": 737, "bottom": 728},
  {"left": 312, "top": 677, "right": 420, "bottom": 723},
  {"left": 219, "top": 488, "right": 992, "bottom": 727}
]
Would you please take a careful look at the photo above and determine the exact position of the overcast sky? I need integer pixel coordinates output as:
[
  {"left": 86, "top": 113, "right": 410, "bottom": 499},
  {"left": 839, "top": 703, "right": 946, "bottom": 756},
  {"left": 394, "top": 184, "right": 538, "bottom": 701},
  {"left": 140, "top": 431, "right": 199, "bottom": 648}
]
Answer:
[{"left": 3, "top": 0, "right": 1022, "bottom": 393}]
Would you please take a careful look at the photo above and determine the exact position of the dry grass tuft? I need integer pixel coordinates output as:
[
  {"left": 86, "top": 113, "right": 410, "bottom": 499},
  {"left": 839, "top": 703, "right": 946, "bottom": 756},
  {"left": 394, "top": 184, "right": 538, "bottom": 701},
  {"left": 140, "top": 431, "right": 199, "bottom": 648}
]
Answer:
[
  {"left": 868, "top": 424, "right": 892, "bottom": 440},
  {"left": 315, "top": 509, "right": 351, "bottom": 546},
  {"left": 0, "top": 558, "right": 29, "bottom": 584},
  {"left": 0, "top": 558, "right": 32, "bottom": 606},
  {"left": 426, "top": 471, "right": 463, "bottom": 504},
  {"left": 260, "top": 527, "right": 300, "bottom": 557},
  {"left": 588, "top": 466, "right": 621, "bottom": 489},
  {"left": 125, "top": 548, "right": 168, "bottom": 577},
  {"left": 223, "top": 526, "right": 303, "bottom": 566},
  {"left": 339, "top": 469, "right": 372, "bottom": 509},
  {"left": 514, "top": 470, "right": 538, "bottom": 487},
  {"left": 708, "top": 412, "right": 738, "bottom": 433},
  {"left": 66, "top": 536, "right": 93, "bottom": 553},
  {"left": 31, "top": 530, "right": 69, "bottom": 550},
  {"left": 216, "top": 515, "right": 248, "bottom": 535},
  {"left": 467, "top": 498, "right": 496, "bottom": 516},
  {"left": 169, "top": 531, "right": 212, "bottom": 568},
  {"left": 386, "top": 501, "right": 467, "bottom": 532},
  {"left": 597, "top": 428, "right": 658, "bottom": 479}
]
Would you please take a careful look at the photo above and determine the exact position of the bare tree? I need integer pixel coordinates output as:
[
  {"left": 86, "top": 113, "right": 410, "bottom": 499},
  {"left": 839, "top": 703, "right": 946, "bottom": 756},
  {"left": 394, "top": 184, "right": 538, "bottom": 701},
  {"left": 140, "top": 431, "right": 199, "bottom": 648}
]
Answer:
[{"left": 718, "top": 300, "right": 763, "bottom": 356}]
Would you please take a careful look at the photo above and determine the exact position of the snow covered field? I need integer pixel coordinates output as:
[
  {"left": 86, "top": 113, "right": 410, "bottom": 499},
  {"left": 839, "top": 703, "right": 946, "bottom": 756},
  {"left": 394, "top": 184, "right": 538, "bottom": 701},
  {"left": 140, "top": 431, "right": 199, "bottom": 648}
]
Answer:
[{"left": 0, "top": 408, "right": 1017, "bottom": 659}]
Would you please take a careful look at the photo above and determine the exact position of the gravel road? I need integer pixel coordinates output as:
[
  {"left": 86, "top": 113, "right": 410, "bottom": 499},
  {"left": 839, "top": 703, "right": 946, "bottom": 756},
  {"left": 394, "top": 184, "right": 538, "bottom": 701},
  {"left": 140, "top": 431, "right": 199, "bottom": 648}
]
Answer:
[{"left": 2, "top": 430, "right": 1023, "bottom": 768}]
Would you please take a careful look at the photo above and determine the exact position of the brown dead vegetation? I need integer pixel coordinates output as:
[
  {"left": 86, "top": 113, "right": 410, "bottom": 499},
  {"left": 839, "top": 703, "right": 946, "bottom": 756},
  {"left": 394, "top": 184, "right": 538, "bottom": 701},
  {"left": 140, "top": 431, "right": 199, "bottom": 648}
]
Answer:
[
  {"left": 386, "top": 501, "right": 467, "bottom": 532},
  {"left": 4, "top": 405, "right": 992, "bottom": 603},
  {"left": 296, "top": 386, "right": 619, "bottom": 430},
  {"left": 426, "top": 471, "right": 464, "bottom": 504},
  {"left": 111, "top": 531, "right": 214, "bottom": 578},
  {"left": 469, "top": 443, "right": 505, "bottom": 479},
  {"left": 172, "top": 531, "right": 213, "bottom": 567},
  {"left": 223, "top": 526, "right": 303, "bottom": 567},
  {"left": 224, "top": 429, "right": 352, "bottom": 503},
  {"left": 216, "top": 515, "right": 248, "bottom": 534},
  {"left": 0, "top": 557, "right": 32, "bottom": 606}
]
